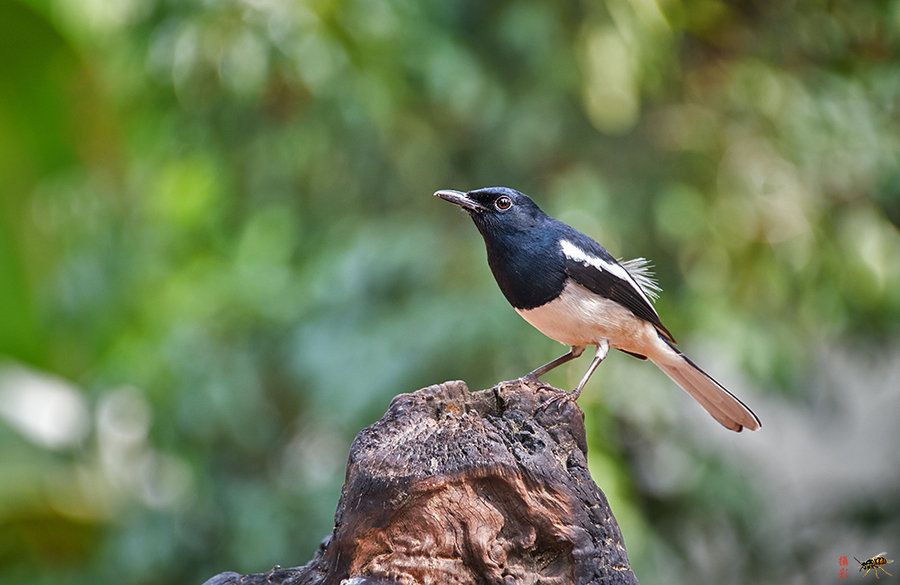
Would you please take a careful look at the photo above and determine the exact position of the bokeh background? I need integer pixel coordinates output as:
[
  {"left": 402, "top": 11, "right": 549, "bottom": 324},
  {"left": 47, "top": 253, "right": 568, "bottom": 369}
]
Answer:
[{"left": 2, "top": 0, "right": 899, "bottom": 583}]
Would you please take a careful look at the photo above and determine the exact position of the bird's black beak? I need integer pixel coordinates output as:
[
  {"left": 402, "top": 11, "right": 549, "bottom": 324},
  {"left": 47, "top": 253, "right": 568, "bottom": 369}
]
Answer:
[{"left": 434, "top": 189, "right": 486, "bottom": 212}]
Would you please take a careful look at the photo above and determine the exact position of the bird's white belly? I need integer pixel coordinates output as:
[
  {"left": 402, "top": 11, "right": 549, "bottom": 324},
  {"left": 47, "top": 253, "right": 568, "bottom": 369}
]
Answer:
[{"left": 515, "top": 280, "right": 657, "bottom": 352}]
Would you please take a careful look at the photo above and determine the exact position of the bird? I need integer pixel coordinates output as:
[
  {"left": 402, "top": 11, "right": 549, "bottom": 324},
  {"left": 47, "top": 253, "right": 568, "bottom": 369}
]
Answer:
[{"left": 434, "top": 186, "right": 761, "bottom": 432}]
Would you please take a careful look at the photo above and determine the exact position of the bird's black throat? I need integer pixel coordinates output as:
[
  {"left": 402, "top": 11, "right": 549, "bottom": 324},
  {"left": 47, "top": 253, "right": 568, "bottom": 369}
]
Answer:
[{"left": 476, "top": 220, "right": 567, "bottom": 311}]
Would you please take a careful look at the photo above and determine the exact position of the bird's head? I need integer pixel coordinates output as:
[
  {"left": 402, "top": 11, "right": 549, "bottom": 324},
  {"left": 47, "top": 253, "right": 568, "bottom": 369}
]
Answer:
[{"left": 434, "top": 187, "right": 548, "bottom": 238}]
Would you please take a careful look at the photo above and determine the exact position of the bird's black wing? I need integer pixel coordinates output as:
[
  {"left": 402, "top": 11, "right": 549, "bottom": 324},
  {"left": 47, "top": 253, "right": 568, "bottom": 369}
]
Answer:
[{"left": 560, "top": 234, "right": 676, "bottom": 343}]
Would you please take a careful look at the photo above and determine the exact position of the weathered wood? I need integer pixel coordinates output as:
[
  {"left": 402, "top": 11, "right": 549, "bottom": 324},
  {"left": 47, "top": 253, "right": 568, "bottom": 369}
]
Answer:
[{"left": 202, "top": 379, "right": 638, "bottom": 585}]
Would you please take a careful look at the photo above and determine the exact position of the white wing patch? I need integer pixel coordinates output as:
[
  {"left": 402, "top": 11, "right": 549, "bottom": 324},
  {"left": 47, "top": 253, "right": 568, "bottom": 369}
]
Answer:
[
  {"left": 619, "top": 257, "right": 661, "bottom": 301},
  {"left": 559, "top": 239, "right": 661, "bottom": 308}
]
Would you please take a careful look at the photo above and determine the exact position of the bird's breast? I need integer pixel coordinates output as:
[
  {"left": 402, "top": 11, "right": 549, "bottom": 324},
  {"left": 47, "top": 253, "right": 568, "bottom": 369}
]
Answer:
[
  {"left": 515, "top": 279, "right": 658, "bottom": 352},
  {"left": 485, "top": 240, "right": 566, "bottom": 310}
]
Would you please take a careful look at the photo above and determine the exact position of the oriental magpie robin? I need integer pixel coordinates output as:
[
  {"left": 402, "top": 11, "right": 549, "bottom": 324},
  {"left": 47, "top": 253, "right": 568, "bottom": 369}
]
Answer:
[{"left": 435, "top": 186, "right": 761, "bottom": 432}]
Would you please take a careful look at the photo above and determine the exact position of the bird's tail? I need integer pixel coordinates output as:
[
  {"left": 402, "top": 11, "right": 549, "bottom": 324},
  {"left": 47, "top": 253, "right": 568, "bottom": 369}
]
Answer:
[{"left": 648, "top": 339, "right": 761, "bottom": 432}]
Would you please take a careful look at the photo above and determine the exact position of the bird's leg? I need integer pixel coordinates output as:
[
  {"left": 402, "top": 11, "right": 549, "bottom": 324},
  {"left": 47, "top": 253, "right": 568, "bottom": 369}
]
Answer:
[
  {"left": 539, "top": 340, "right": 609, "bottom": 410},
  {"left": 526, "top": 345, "right": 586, "bottom": 380},
  {"left": 569, "top": 340, "right": 610, "bottom": 399}
]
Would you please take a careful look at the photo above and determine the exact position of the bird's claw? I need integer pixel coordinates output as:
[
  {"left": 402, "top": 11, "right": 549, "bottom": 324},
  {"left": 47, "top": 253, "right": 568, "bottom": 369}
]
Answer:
[
  {"left": 536, "top": 388, "right": 580, "bottom": 413},
  {"left": 505, "top": 374, "right": 580, "bottom": 413}
]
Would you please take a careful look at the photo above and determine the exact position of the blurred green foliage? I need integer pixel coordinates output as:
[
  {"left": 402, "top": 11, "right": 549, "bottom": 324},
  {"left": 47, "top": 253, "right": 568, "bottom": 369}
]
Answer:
[{"left": 1, "top": 0, "right": 899, "bottom": 583}]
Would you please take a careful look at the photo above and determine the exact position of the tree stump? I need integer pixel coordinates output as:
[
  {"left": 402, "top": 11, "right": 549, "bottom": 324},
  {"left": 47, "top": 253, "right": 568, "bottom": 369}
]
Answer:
[{"left": 202, "top": 379, "right": 639, "bottom": 585}]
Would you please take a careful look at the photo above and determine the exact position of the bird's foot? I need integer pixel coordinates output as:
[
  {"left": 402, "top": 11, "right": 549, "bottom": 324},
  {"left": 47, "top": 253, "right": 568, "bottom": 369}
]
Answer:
[
  {"left": 499, "top": 375, "right": 580, "bottom": 412},
  {"left": 536, "top": 387, "right": 581, "bottom": 412},
  {"left": 497, "top": 376, "right": 532, "bottom": 390},
  {"left": 520, "top": 374, "right": 558, "bottom": 394},
  {"left": 516, "top": 374, "right": 576, "bottom": 411}
]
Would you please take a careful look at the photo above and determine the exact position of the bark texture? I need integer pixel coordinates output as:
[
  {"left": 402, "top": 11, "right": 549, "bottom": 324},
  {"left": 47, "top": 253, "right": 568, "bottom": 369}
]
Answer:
[{"left": 202, "top": 379, "right": 639, "bottom": 585}]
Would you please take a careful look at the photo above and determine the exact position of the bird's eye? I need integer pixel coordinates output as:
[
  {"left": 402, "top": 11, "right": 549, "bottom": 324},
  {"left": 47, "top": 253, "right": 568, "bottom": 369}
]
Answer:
[{"left": 495, "top": 196, "right": 512, "bottom": 211}]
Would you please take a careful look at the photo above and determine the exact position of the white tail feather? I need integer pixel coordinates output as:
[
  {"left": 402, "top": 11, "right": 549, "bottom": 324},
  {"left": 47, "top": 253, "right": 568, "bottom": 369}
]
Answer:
[{"left": 649, "top": 348, "right": 761, "bottom": 432}]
